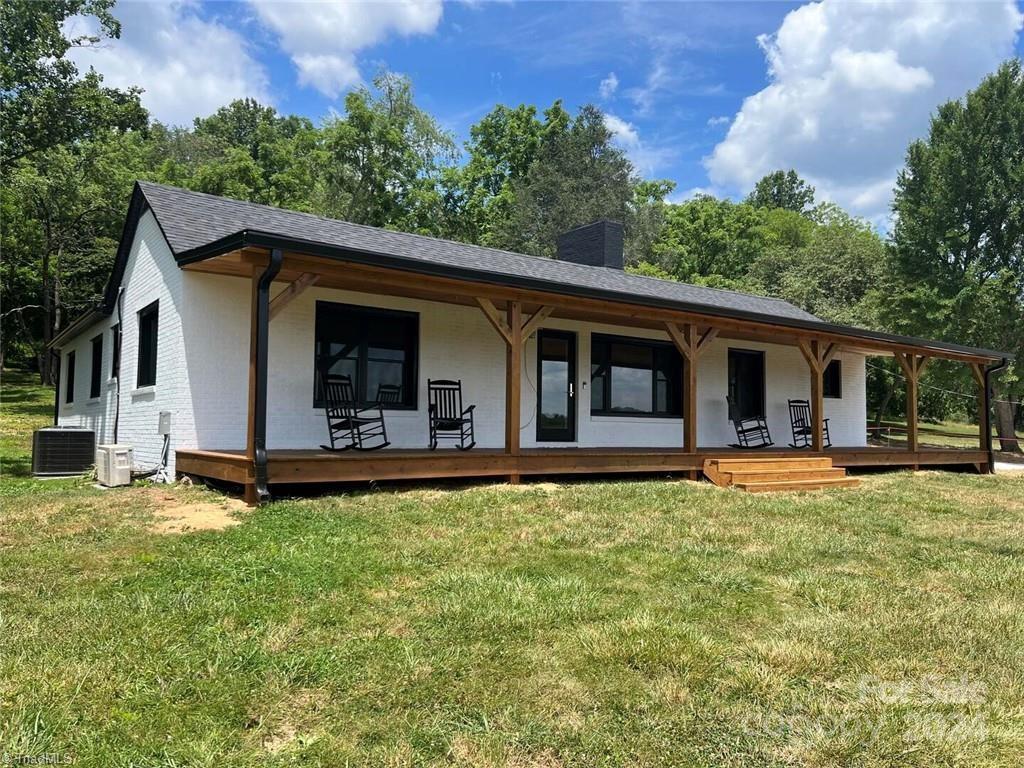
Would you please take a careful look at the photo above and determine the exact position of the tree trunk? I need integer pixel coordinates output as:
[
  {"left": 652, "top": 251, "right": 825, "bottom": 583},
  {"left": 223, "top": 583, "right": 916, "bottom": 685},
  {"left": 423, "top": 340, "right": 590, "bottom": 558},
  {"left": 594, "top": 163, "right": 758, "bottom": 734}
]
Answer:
[
  {"left": 40, "top": 247, "right": 53, "bottom": 385},
  {"left": 994, "top": 396, "right": 1021, "bottom": 454},
  {"left": 873, "top": 380, "right": 894, "bottom": 431}
]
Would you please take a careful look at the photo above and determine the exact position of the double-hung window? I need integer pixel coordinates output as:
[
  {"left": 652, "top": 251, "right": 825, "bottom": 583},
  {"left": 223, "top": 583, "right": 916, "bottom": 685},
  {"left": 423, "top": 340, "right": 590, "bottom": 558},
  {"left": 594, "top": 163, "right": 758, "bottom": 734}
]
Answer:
[
  {"left": 314, "top": 301, "right": 418, "bottom": 409},
  {"left": 89, "top": 334, "right": 103, "bottom": 398},
  {"left": 65, "top": 351, "right": 76, "bottom": 404},
  {"left": 823, "top": 359, "right": 842, "bottom": 398},
  {"left": 137, "top": 301, "right": 159, "bottom": 388},
  {"left": 590, "top": 334, "right": 682, "bottom": 417}
]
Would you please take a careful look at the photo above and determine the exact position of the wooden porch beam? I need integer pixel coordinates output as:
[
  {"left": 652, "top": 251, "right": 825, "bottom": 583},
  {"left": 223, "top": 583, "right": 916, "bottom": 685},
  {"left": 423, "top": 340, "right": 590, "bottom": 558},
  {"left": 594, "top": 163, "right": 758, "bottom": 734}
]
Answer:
[
  {"left": 269, "top": 272, "right": 318, "bottom": 321},
  {"left": 664, "top": 321, "right": 694, "bottom": 360},
  {"left": 476, "top": 297, "right": 512, "bottom": 346},
  {"left": 520, "top": 305, "right": 554, "bottom": 342},
  {"left": 228, "top": 249, "right": 997, "bottom": 366},
  {"left": 697, "top": 327, "right": 719, "bottom": 353}
]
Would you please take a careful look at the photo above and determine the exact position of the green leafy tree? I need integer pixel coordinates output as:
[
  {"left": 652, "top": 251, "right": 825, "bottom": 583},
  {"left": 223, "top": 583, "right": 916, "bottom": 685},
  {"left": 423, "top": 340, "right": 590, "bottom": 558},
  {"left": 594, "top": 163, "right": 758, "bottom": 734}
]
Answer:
[
  {"left": 746, "top": 169, "right": 815, "bottom": 214},
  {"left": 888, "top": 59, "right": 1024, "bottom": 449},
  {"left": 497, "top": 105, "right": 634, "bottom": 258},
  {"left": 318, "top": 72, "right": 455, "bottom": 233},
  {"left": 443, "top": 103, "right": 554, "bottom": 245},
  {"left": 2, "top": 132, "right": 145, "bottom": 378},
  {"left": 0, "top": 0, "right": 146, "bottom": 169},
  {"left": 651, "top": 196, "right": 768, "bottom": 287}
]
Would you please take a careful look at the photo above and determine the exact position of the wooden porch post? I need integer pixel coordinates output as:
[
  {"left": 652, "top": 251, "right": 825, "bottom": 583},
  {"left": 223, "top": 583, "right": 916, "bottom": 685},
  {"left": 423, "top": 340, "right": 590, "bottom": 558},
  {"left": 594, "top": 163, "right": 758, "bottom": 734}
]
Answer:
[
  {"left": 894, "top": 352, "right": 928, "bottom": 454},
  {"left": 665, "top": 322, "right": 718, "bottom": 478},
  {"left": 506, "top": 301, "right": 522, "bottom": 482},
  {"left": 970, "top": 363, "right": 989, "bottom": 452},
  {"left": 810, "top": 342, "right": 824, "bottom": 451},
  {"left": 477, "top": 298, "right": 552, "bottom": 484},
  {"left": 245, "top": 272, "right": 259, "bottom": 504},
  {"left": 798, "top": 340, "right": 839, "bottom": 452}
]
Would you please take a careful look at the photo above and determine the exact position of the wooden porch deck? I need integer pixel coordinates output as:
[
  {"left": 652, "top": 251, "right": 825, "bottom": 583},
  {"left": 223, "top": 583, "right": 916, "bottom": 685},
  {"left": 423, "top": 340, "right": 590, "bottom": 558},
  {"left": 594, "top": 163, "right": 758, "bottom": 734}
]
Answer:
[{"left": 176, "top": 445, "right": 990, "bottom": 488}]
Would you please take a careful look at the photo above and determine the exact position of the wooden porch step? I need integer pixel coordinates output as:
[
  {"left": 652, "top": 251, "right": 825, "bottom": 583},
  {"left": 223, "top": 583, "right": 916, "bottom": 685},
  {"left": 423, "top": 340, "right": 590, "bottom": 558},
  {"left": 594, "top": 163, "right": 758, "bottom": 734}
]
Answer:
[
  {"left": 703, "top": 455, "right": 859, "bottom": 492},
  {"left": 710, "top": 456, "right": 834, "bottom": 470},
  {"left": 724, "top": 467, "right": 848, "bottom": 483},
  {"left": 733, "top": 477, "right": 861, "bottom": 493}
]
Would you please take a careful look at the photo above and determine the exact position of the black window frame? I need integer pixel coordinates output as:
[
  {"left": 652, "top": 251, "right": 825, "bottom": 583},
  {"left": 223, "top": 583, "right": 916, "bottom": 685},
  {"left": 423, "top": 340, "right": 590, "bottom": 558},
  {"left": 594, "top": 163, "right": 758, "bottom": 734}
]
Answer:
[
  {"left": 823, "top": 359, "right": 842, "bottom": 399},
  {"left": 89, "top": 333, "right": 103, "bottom": 399},
  {"left": 110, "top": 323, "right": 121, "bottom": 380},
  {"left": 65, "top": 350, "right": 76, "bottom": 404},
  {"left": 136, "top": 300, "right": 159, "bottom": 388},
  {"left": 313, "top": 300, "right": 419, "bottom": 410},
  {"left": 589, "top": 333, "right": 683, "bottom": 418},
  {"left": 728, "top": 348, "right": 766, "bottom": 420}
]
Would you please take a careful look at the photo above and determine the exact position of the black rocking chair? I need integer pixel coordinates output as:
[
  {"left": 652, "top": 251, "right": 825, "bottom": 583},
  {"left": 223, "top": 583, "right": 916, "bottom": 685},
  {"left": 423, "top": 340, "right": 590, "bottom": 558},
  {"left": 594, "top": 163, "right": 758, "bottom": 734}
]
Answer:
[
  {"left": 727, "top": 396, "right": 774, "bottom": 449},
  {"left": 788, "top": 399, "right": 831, "bottom": 449},
  {"left": 428, "top": 379, "right": 476, "bottom": 450},
  {"left": 319, "top": 372, "right": 390, "bottom": 451},
  {"left": 375, "top": 384, "right": 403, "bottom": 407}
]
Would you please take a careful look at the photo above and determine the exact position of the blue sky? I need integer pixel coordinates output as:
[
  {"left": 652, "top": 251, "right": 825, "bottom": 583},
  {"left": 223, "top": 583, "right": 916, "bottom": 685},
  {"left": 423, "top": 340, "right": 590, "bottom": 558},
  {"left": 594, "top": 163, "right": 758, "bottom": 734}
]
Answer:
[{"left": 70, "top": 1, "right": 1024, "bottom": 224}]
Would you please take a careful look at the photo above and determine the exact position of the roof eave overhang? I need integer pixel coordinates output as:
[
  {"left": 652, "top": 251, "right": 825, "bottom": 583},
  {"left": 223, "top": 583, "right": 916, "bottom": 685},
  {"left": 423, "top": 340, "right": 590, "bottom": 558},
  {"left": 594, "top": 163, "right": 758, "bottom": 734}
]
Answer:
[{"left": 176, "top": 229, "right": 1013, "bottom": 364}]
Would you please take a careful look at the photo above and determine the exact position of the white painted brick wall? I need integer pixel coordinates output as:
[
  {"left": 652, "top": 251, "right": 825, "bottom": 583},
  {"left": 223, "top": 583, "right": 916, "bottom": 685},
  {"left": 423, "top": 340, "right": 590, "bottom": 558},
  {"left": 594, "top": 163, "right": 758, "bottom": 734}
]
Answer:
[
  {"left": 59, "top": 211, "right": 190, "bottom": 473},
  {"left": 59, "top": 217, "right": 867, "bottom": 475},
  {"left": 176, "top": 276, "right": 869, "bottom": 452}
]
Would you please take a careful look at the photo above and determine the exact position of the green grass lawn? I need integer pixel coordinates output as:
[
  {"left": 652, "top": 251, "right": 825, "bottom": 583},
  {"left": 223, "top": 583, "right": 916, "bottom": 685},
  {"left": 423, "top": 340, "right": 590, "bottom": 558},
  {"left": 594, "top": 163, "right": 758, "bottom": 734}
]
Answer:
[{"left": 2, "top": 371, "right": 1023, "bottom": 766}]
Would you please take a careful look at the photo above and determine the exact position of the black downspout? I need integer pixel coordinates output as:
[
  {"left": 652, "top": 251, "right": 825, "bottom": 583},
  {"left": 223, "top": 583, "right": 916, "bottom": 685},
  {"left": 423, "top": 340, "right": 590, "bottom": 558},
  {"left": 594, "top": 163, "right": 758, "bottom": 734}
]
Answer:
[
  {"left": 983, "top": 357, "right": 1010, "bottom": 473},
  {"left": 51, "top": 354, "right": 61, "bottom": 425},
  {"left": 252, "top": 248, "right": 283, "bottom": 502}
]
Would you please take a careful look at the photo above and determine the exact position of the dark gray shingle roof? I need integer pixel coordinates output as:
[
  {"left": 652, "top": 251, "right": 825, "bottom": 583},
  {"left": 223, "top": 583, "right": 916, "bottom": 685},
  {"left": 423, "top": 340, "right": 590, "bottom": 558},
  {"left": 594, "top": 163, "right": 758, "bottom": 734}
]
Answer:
[{"left": 137, "top": 181, "right": 822, "bottom": 323}]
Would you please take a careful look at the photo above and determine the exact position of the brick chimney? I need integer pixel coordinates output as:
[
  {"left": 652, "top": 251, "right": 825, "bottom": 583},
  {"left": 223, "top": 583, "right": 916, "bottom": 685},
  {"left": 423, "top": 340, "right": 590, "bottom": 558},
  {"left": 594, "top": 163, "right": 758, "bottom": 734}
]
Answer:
[{"left": 556, "top": 220, "right": 624, "bottom": 270}]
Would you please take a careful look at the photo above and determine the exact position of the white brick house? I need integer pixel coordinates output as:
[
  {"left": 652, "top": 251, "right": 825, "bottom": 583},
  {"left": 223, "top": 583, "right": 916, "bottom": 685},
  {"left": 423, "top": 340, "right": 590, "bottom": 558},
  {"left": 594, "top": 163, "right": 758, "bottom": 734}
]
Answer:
[{"left": 52, "top": 182, "right": 1007, "bottom": 500}]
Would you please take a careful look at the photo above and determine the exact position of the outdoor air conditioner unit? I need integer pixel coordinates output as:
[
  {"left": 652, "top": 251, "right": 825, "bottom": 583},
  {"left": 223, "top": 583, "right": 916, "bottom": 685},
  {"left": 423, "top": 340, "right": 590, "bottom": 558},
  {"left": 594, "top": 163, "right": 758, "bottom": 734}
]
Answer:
[
  {"left": 32, "top": 426, "right": 95, "bottom": 476},
  {"left": 96, "top": 444, "right": 133, "bottom": 487}
]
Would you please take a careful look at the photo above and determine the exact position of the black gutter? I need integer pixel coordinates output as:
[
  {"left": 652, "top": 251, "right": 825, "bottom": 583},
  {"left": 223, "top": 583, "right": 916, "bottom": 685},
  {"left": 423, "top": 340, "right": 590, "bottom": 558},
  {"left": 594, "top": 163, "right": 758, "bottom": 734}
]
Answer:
[
  {"left": 984, "top": 357, "right": 1011, "bottom": 473},
  {"left": 178, "top": 229, "right": 1013, "bottom": 363},
  {"left": 252, "top": 248, "right": 283, "bottom": 503}
]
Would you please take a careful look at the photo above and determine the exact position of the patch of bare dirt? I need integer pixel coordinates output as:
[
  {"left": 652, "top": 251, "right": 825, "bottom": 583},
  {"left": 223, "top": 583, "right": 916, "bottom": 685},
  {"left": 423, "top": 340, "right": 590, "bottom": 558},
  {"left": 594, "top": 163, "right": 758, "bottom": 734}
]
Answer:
[{"left": 144, "top": 488, "right": 248, "bottom": 534}]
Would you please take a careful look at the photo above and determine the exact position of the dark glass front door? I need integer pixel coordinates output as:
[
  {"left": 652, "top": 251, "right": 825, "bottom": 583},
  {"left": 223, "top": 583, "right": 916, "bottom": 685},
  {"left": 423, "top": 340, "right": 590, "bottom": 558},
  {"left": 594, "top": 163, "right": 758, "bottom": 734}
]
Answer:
[
  {"left": 537, "top": 330, "right": 577, "bottom": 442},
  {"left": 728, "top": 349, "right": 765, "bottom": 420}
]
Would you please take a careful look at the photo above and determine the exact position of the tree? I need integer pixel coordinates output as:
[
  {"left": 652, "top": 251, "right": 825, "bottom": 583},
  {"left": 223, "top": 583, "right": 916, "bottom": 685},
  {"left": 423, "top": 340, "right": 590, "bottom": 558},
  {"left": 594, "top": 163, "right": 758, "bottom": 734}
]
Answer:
[
  {"left": 0, "top": 0, "right": 147, "bottom": 169},
  {"left": 888, "top": 59, "right": 1024, "bottom": 451},
  {"left": 746, "top": 169, "right": 815, "bottom": 214},
  {"left": 318, "top": 72, "right": 455, "bottom": 233},
  {"left": 497, "top": 104, "right": 634, "bottom": 258},
  {"left": 188, "top": 100, "right": 319, "bottom": 210},
  {"left": 650, "top": 196, "right": 769, "bottom": 288},
  {"left": 2, "top": 132, "right": 145, "bottom": 379},
  {"left": 443, "top": 103, "right": 553, "bottom": 245}
]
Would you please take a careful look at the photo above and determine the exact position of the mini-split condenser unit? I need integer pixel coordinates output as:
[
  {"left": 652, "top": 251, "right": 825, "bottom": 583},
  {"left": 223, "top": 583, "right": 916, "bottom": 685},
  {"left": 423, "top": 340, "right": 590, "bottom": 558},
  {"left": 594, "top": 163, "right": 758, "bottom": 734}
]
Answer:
[{"left": 96, "top": 444, "right": 133, "bottom": 487}]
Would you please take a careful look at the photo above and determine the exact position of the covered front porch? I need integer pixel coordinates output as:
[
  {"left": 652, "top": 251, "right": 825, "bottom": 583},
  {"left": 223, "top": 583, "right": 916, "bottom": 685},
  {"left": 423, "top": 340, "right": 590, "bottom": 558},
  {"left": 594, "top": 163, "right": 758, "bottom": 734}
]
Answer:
[
  {"left": 174, "top": 241, "right": 1002, "bottom": 503},
  {"left": 176, "top": 445, "right": 991, "bottom": 489}
]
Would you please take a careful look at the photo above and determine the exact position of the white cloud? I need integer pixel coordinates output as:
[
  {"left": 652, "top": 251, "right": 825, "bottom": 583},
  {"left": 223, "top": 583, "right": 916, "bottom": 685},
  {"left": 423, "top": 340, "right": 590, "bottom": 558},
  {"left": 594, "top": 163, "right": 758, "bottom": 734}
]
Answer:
[
  {"left": 705, "top": 0, "right": 1023, "bottom": 222},
  {"left": 707, "top": 115, "right": 730, "bottom": 128},
  {"left": 248, "top": 0, "right": 443, "bottom": 97},
  {"left": 604, "top": 113, "right": 677, "bottom": 176},
  {"left": 599, "top": 71, "right": 619, "bottom": 99},
  {"left": 604, "top": 113, "right": 640, "bottom": 148},
  {"left": 64, "top": 1, "right": 270, "bottom": 126}
]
